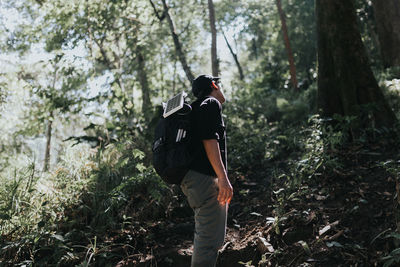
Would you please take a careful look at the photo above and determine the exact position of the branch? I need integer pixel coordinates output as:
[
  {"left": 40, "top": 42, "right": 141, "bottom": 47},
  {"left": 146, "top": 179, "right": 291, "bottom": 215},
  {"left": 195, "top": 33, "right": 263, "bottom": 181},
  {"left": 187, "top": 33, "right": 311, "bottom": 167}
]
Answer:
[
  {"left": 149, "top": 0, "right": 166, "bottom": 21},
  {"left": 219, "top": 24, "right": 244, "bottom": 80}
]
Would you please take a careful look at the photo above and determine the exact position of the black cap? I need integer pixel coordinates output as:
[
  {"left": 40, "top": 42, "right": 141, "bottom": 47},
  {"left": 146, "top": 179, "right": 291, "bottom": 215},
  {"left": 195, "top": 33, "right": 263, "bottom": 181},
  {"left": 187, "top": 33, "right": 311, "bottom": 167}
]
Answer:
[{"left": 192, "top": 74, "right": 221, "bottom": 98}]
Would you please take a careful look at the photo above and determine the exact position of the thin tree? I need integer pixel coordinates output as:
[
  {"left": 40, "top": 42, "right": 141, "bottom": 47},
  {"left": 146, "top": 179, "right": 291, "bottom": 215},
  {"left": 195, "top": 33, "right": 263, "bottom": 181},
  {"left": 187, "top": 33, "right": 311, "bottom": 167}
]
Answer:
[
  {"left": 220, "top": 26, "right": 244, "bottom": 80},
  {"left": 371, "top": 0, "right": 400, "bottom": 68},
  {"left": 208, "top": 0, "right": 219, "bottom": 76},
  {"left": 136, "top": 46, "right": 151, "bottom": 120},
  {"left": 276, "top": 0, "right": 298, "bottom": 90},
  {"left": 150, "top": 0, "right": 194, "bottom": 83},
  {"left": 43, "top": 112, "right": 53, "bottom": 172},
  {"left": 43, "top": 63, "right": 58, "bottom": 172},
  {"left": 316, "top": 0, "right": 397, "bottom": 131}
]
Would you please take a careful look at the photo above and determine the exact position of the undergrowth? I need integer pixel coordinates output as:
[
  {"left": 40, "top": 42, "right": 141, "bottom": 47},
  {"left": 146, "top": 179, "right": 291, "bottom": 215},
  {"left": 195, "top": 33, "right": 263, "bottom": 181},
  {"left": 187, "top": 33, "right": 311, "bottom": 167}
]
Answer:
[
  {"left": 0, "top": 140, "right": 173, "bottom": 266},
  {"left": 1, "top": 73, "right": 400, "bottom": 266}
]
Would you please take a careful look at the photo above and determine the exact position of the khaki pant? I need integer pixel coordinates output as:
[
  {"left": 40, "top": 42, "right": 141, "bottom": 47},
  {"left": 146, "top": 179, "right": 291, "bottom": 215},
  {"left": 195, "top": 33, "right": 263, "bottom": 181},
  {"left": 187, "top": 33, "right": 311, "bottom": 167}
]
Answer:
[{"left": 181, "top": 170, "right": 228, "bottom": 267}]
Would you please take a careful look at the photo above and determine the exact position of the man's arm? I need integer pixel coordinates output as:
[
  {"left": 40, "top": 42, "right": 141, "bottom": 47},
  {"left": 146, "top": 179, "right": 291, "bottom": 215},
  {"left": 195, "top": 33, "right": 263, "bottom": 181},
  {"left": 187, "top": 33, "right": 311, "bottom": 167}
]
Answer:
[{"left": 203, "top": 139, "right": 233, "bottom": 205}]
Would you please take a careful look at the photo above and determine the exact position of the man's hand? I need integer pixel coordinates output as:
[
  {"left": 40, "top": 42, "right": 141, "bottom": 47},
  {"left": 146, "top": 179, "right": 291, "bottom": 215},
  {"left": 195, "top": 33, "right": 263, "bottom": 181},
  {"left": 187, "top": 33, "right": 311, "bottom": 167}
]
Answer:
[
  {"left": 217, "top": 176, "right": 233, "bottom": 205},
  {"left": 202, "top": 139, "right": 233, "bottom": 205}
]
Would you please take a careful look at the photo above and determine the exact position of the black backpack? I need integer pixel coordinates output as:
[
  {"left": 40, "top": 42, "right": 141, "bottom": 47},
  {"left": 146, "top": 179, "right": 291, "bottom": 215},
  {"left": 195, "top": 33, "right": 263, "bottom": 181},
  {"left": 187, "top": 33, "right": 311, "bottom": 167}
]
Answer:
[{"left": 152, "top": 102, "right": 193, "bottom": 184}]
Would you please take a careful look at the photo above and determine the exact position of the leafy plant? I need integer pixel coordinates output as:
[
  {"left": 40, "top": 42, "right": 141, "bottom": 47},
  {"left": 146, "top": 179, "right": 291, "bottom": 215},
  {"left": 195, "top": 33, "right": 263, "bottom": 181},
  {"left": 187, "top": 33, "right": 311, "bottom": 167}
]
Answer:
[{"left": 381, "top": 248, "right": 400, "bottom": 267}]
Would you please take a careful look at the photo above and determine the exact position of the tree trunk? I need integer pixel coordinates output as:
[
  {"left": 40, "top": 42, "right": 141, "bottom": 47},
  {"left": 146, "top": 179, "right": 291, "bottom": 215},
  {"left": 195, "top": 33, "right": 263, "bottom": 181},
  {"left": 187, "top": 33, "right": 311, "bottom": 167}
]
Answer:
[
  {"left": 136, "top": 47, "right": 151, "bottom": 120},
  {"left": 372, "top": 0, "right": 400, "bottom": 67},
  {"left": 208, "top": 0, "right": 219, "bottom": 76},
  {"left": 154, "top": 0, "right": 195, "bottom": 83},
  {"left": 276, "top": 0, "right": 298, "bottom": 90},
  {"left": 43, "top": 111, "right": 53, "bottom": 172},
  {"left": 221, "top": 27, "right": 244, "bottom": 80},
  {"left": 316, "top": 0, "right": 397, "bottom": 129}
]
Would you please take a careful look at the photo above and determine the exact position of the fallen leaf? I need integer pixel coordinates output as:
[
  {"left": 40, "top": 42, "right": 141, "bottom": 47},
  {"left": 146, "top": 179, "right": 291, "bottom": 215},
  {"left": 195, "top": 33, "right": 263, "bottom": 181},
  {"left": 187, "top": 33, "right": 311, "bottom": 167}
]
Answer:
[
  {"left": 326, "top": 241, "right": 344, "bottom": 248},
  {"left": 315, "top": 195, "right": 327, "bottom": 201},
  {"left": 319, "top": 225, "right": 331, "bottom": 236},
  {"left": 331, "top": 220, "right": 339, "bottom": 226},
  {"left": 297, "top": 240, "right": 311, "bottom": 255},
  {"left": 257, "top": 236, "right": 274, "bottom": 253}
]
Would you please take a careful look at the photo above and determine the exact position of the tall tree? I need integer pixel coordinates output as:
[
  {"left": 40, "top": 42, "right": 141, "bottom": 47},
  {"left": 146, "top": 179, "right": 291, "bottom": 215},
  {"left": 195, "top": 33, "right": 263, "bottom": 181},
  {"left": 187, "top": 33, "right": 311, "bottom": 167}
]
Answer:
[
  {"left": 371, "top": 0, "right": 400, "bottom": 68},
  {"left": 316, "top": 0, "right": 397, "bottom": 130},
  {"left": 208, "top": 0, "right": 219, "bottom": 76},
  {"left": 276, "top": 0, "right": 298, "bottom": 90}
]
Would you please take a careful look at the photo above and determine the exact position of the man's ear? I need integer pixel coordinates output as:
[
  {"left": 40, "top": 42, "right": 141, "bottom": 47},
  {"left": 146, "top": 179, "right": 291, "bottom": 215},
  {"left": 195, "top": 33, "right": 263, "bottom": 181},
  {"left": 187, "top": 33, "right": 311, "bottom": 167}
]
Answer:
[{"left": 211, "top": 81, "right": 218, "bottom": 89}]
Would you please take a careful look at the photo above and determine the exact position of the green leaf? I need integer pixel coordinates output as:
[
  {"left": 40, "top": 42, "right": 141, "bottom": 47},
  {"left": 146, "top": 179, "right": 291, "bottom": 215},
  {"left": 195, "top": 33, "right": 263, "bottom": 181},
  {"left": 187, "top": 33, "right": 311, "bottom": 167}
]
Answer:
[
  {"left": 0, "top": 213, "right": 11, "bottom": 220},
  {"left": 51, "top": 234, "right": 65, "bottom": 242},
  {"left": 136, "top": 163, "right": 146, "bottom": 173},
  {"left": 386, "top": 233, "right": 400, "bottom": 240},
  {"left": 390, "top": 248, "right": 400, "bottom": 256},
  {"left": 298, "top": 240, "right": 311, "bottom": 255},
  {"left": 383, "top": 258, "right": 394, "bottom": 267},
  {"left": 132, "top": 149, "right": 145, "bottom": 160},
  {"left": 326, "top": 241, "right": 344, "bottom": 248}
]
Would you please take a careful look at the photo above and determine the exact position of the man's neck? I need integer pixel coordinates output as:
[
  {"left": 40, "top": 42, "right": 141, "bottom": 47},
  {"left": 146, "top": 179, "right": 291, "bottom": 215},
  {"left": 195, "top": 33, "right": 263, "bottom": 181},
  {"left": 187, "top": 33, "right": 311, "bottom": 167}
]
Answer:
[{"left": 209, "top": 91, "right": 225, "bottom": 104}]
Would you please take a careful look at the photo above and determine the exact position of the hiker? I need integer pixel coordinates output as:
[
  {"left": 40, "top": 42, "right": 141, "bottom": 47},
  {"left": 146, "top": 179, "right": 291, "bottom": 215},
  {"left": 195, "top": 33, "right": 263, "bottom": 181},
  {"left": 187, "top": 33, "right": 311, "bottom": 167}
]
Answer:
[{"left": 180, "top": 74, "right": 233, "bottom": 267}]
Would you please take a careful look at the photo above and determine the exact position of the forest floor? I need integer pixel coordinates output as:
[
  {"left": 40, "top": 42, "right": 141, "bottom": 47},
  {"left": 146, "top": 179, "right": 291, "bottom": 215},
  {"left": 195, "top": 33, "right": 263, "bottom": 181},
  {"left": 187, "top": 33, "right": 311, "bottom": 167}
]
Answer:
[
  {"left": 114, "top": 140, "right": 400, "bottom": 267},
  {"left": 2, "top": 140, "right": 399, "bottom": 267}
]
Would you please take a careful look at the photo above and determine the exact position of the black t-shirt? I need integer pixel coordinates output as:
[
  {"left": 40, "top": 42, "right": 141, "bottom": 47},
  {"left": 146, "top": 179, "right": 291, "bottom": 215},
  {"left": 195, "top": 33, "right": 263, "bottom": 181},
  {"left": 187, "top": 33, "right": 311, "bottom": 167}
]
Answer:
[{"left": 190, "top": 96, "right": 227, "bottom": 177}]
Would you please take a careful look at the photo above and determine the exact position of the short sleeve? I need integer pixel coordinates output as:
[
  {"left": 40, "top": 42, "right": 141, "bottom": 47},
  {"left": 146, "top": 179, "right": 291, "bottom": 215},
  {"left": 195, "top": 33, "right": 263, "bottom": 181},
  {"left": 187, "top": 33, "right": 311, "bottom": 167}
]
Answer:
[{"left": 197, "top": 98, "right": 222, "bottom": 140}]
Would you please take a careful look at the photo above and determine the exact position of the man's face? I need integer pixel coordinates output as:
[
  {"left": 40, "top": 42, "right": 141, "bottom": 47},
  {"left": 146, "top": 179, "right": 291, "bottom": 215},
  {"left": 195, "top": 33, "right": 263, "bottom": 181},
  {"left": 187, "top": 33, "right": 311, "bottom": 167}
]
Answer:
[{"left": 213, "top": 80, "right": 226, "bottom": 104}]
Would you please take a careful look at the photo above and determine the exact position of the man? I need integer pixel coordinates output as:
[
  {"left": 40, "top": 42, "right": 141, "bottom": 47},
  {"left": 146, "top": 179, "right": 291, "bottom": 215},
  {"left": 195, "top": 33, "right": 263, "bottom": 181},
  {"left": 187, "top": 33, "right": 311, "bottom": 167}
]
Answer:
[{"left": 180, "top": 74, "right": 233, "bottom": 267}]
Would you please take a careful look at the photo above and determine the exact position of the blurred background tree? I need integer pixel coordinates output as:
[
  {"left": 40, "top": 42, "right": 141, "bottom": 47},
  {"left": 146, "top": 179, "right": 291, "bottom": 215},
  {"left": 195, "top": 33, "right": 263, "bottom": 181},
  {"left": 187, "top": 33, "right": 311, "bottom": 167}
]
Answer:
[{"left": 316, "top": 0, "right": 397, "bottom": 133}]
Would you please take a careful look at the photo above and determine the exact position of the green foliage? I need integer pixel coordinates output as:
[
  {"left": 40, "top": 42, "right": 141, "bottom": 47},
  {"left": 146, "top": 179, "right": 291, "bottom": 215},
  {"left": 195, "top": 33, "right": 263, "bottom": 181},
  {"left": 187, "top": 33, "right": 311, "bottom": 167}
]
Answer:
[
  {"left": 284, "top": 114, "right": 352, "bottom": 187},
  {"left": 1, "top": 0, "right": 399, "bottom": 265},
  {"left": 238, "top": 260, "right": 255, "bottom": 267},
  {"left": 85, "top": 141, "right": 172, "bottom": 229},
  {"left": 378, "top": 159, "right": 400, "bottom": 267},
  {"left": 226, "top": 80, "right": 317, "bottom": 174},
  {"left": 378, "top": 68, "right": 400, "bottom": 119},
  {"left": 354, "top": 0, "right": 381, "bottom": 68},
  {"left": 0, "top": 144, "right": 93, "bottom": 265},
  {"left": 0, "top": 80, "right": 6, "bottom": 107},
  {"left": 380, "top": 233, "right": 400, "bottom": 267},
  {"left": 0, "top": 145, "right": 90, "bottom": 235},
  {"left": 0, "top": 137, "right": 174, "bottom": 265},
  {"left": 381, "top": 248, "right": 400, "bottom": 267}
]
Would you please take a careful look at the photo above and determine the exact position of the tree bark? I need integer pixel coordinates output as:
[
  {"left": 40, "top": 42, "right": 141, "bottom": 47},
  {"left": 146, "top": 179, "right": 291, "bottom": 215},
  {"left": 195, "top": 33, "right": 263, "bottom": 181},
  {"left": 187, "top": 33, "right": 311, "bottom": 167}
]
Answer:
[
  {"left": 316, "top": 0, "right": 397, "bottom": 129},
  {"left": 43, "top": 111, "right": 53, "bottom": 172},
  {"left": 208, "top": 0, "right": 219, "bottom": 76},
  {"left": 221, "top": 27, "right": 244, "bottom": 80},
  {"left": 372, "top": 0, "right": 400, "bottom": 68},
  {"left": 276, "top": 0, "right": 298, "bottom": 90},
  {"left": 152, "top": 0, "right": 195, "bottom": 83},
  {"left": 44, "top": 64, "right": 58, "bottom": 172},
  {"left": 136, "top": 47, "right": 151, "bottom": 120}
]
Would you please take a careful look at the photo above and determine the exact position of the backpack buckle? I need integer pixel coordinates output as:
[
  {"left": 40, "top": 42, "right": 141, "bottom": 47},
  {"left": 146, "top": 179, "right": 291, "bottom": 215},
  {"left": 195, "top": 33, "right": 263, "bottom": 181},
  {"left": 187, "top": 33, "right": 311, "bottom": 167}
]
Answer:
[{"left": 152, "top": 137, "right": 164, "bottom": 151}]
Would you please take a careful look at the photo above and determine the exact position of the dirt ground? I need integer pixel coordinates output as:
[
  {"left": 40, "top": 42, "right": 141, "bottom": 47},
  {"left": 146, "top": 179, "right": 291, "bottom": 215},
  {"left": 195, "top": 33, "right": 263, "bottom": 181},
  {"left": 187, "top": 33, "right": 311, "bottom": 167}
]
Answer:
[{"left": 114, "top": 143, "right": 399, "bottom": 267}]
